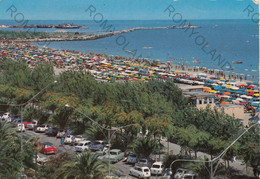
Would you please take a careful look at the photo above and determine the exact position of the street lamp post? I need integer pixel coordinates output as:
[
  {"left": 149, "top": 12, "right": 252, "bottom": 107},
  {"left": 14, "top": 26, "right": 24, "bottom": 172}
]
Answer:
[
  {"left": 65, "top": 104, "right": 138, "bottom": 177},
  {"left": 169, "top": 120, "right": 260, "bottom": 179},
  {"left": 0, "top": 80, "right": 57, "bottom": 177}
]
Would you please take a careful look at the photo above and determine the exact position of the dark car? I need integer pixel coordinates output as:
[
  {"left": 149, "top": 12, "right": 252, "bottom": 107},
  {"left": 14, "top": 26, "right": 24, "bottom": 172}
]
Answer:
[
  {"left": 136, "top": 158, "right": 154, "bottom": 168},
  {"left": 45, "top": 127, "right": 59, "bottom": 136}
]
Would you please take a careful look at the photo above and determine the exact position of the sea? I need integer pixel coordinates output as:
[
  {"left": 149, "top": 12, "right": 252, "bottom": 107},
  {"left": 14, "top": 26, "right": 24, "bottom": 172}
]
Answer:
[{"left": 0, "top": 19, "right": 259, "bottom": 81}]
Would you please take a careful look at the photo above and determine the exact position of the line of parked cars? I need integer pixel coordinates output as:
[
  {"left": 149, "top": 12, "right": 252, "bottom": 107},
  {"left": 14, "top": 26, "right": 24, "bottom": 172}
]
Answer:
[
  {"left": 126, "top": 152, "right": 165, "bottom": 177},
  {"left": 126, "top": 153, "right": 199, "bottom": 178},
  {"left": 21, "top": 120, "right": 125, "bottom": 165}
]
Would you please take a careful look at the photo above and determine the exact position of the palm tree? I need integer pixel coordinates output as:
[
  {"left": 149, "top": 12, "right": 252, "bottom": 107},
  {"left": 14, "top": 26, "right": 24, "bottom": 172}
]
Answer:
[
  {"left": 0, "top": 121, "right": 16, "bottom": 142},
  {"left": 0, "top": 121, "right": 22, "bottom": 177},
  {"left": 133, "top": 137, "right": 158, "bottom": 158},
  {"left": 84, "top": 125, "right": 106, "bottom": 141},
  {"left": 57, "top": 151, "right": 107, "bottom": 179}
]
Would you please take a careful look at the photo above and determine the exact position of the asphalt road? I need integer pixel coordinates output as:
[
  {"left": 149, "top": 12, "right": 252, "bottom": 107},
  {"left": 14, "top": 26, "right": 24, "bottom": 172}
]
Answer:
[
  {"left": 22, "top": 129, "right": 138, "bottom": 178},
  {"left": 22, "top": 129, "right": 254, "bottom": 178}
]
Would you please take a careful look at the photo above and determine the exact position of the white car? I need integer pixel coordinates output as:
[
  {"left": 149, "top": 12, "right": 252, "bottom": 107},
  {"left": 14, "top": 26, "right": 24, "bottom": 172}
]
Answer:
[
  {"left": 75, "top": 140, "right": 91, "bottom": 152},
  {"left": 33, "top": 155, "right": 48, "bottom": 165},
  {"left": 127, "top": 152, "right": 138, "bottom": 164},
  {"left": 73, "top": 135, "right": 84, "bottom": 144},
  {"left": 130, "top": 165, "right": 151, "bottom": 178},
  {"left": 1, "top": 112, "right": 12, "bottom": 122},
  {"left": 64, "top": 135, "right": 74, "bottom": 144},
  {"left": 17, "top": 123, "right": 25, "bottom": 132},
  {"left": 150, "top": 162, "right": 164, "bottom": 175},
  {"left": 35, "top": 124, "right": 49, "bottom": 133}
]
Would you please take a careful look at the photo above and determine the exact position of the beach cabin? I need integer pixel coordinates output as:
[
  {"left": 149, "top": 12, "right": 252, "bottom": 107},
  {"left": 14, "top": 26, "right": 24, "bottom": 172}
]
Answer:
[{"left": 183, "top": 91, "right": 216, "bottom": 106}]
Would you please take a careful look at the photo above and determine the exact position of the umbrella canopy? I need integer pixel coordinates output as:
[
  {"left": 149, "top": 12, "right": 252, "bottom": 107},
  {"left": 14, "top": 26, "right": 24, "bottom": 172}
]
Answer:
[
  {"left": 232, "top": 100, "right": 240, "bottom": 104},
  {"left": 252, "top": 102, "right": 260, "bottom": 106},
  {"left": 221, "top": 95, "right": 230, "bottom": 99},
  {"left": 230, "top": 86, "right": 239, "bottom": 90}
]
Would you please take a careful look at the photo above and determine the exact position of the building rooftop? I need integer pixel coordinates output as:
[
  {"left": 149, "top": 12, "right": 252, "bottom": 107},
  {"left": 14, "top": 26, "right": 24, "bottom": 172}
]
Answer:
[
  {"left": 177, "top": 84, "right": 205, "bottom": 91},
  {"left": 183, "top": 91, "right": 215, "bottom": 99}
]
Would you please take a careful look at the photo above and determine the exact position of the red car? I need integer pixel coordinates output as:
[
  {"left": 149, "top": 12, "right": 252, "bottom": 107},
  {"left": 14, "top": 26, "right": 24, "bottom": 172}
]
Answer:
[
  {"left": 40, "top": 142, "right": 57, "bottom": 155},
  {"left": 23, "top": 121, "right": 31, "bottom": 128}
]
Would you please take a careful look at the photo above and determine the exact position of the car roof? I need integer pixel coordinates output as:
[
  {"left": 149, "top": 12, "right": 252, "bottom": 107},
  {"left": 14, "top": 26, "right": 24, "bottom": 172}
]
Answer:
[
  {"left": 43, "top": 142, "right": 53, "bottom": 145},
  {"left": 139, "top": 158, "right": 149, "bottom": 160},
  {"left": 110, "top": 149, "right": 121, "bottom": 152},
  {"left": 152, "top": 162, "right": 163, "bottom": 165},
  {"left": 135, "top": 165, "right": 149, "bottom": 169},
  {"left": 80, "top": 140, "right": 91, "bottom": 143}
]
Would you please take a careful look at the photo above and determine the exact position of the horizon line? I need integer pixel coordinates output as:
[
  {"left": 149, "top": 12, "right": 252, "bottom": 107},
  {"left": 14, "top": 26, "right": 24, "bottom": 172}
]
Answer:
[{"left": 1, "top": 18, "right": 258, "bottom": 21}]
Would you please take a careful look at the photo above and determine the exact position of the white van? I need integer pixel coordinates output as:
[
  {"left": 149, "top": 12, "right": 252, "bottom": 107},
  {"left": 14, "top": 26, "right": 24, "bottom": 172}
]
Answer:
[
  {"left": 150, "top": 161, "right": 164, "bottom": 175},
  {"left": 130, "top": 165, "right": 151, "bottom": 178}
]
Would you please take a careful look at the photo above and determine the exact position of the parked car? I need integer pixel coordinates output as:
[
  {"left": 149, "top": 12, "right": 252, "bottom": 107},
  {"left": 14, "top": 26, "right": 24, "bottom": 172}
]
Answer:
[
  {"left": 23, "top": 121, "right": 32, "bottom": 128},
  {"left": 136, "top": 158, "right": 154, "bottom": 168},
  {"left": 182, "top": 173, "right": 200, "bottom": 179},
  {"left": 162, "top": 168, "right": 173, "bottom": 179},
  {"left": 95, "top": 150, "right": 108, "bottom": 160},
  {"left": 72, "top": 135, "right": 84, "bottom": 145},
  {"left": 105, "top": 149, "right": 124, "bottom": 163},
  {"left": 89, "top": 140, "right": 104, "bottom": 151},
  {"left": 103, "top": 143, "right": 110, "bottom": 152},
  {"left": 75, "top": 140, "right": 91, "bottom": 152},
  {"left": 35, "top": 124, "right": 49, "bottom": 133},
  {"left": 56, "top": 129, "right": 66, "bottom": 138},
  {"left": 174, "top": 168, "right": 188, "bottom": 179},
  {"left": 150, "top": 162, "right": 164, "bottom": 175},
  {"left": 27, "top": 120, "right": 38, "bottom": 130},
  {"left": 40, "top": 142, "right": 57, "bottom": 155},
  {"left": 126, "top": 152, "right": 138, "bottom": 164},
  {"left": 12, "top": 118, "right": 22, "bottom": 127},
  {"left": 33, "top": 155, "right": 48, "bottom": 165},
  {"left": 130, "top": 165, "right": 151, "bottom": 178},
  {"left": 45, "top": 127, "right": 59, "bottom": 136},
  {"left": 1, "top": 112, "right": 12, "bottom": 122},
  {"left": 17, "top": 123, "right": 25, "bottom": 132},
  {"left": 64, "top": 135, "right": 75, "bottom": 144}
]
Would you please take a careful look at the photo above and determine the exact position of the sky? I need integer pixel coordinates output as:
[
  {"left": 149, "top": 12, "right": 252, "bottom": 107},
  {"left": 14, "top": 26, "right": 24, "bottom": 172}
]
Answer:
[{"left": 0, "top": 0, "right": 259, "bottom": 20}]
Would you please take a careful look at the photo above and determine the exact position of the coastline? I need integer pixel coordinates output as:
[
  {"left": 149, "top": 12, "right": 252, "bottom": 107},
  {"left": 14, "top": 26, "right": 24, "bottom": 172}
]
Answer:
[{"left": 0, "top": 40, "right": 255, "bottom": 85}]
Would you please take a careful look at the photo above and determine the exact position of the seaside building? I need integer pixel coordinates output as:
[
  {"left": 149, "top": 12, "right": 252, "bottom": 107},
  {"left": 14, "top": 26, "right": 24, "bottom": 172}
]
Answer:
[
  {"left": 177, "top": 84, "right": 216, "bottom": 105},
  {"left": 178, "top": 84, "right": 247, "bottom": 126}
]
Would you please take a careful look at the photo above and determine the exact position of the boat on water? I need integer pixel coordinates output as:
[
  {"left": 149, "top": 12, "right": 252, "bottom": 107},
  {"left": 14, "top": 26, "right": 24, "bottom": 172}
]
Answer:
[
  {"left": 143, "top": 47, "right": 153, "bottom": 49},
  {"left": 56, "top": 23, "right": 82, "bottom": 29},
  {"left": 232, "top": 61, "right": 243, "bottom": 64}
]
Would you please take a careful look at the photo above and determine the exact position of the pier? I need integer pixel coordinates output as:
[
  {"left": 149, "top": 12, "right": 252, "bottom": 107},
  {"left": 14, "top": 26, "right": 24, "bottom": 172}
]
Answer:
[{"left": 13, "top": 25, "right": 200, "bottom": 42}]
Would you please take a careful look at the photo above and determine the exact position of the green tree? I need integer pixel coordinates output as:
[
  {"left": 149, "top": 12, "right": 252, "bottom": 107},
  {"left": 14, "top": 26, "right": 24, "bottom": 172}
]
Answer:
[
  {"left": 0, "top": 58, "right": 30, "bottom": 88},
  {"left": 133, "top": 137, "right": 159, "bottom": 158},
  {"left": 30, "top": 62, "right": 55, "bottom": 91},
  {"left": 58, "top": 151, "right": 107, "bottom": 179},
  {"left": 186, "top": 157, "right": 225, "bottom": 179}
]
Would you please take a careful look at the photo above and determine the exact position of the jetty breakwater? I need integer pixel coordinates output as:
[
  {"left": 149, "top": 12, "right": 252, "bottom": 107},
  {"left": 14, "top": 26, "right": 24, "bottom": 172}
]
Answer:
[{"left": 14, "top": 25, "right": 200, "bottom": 42}]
